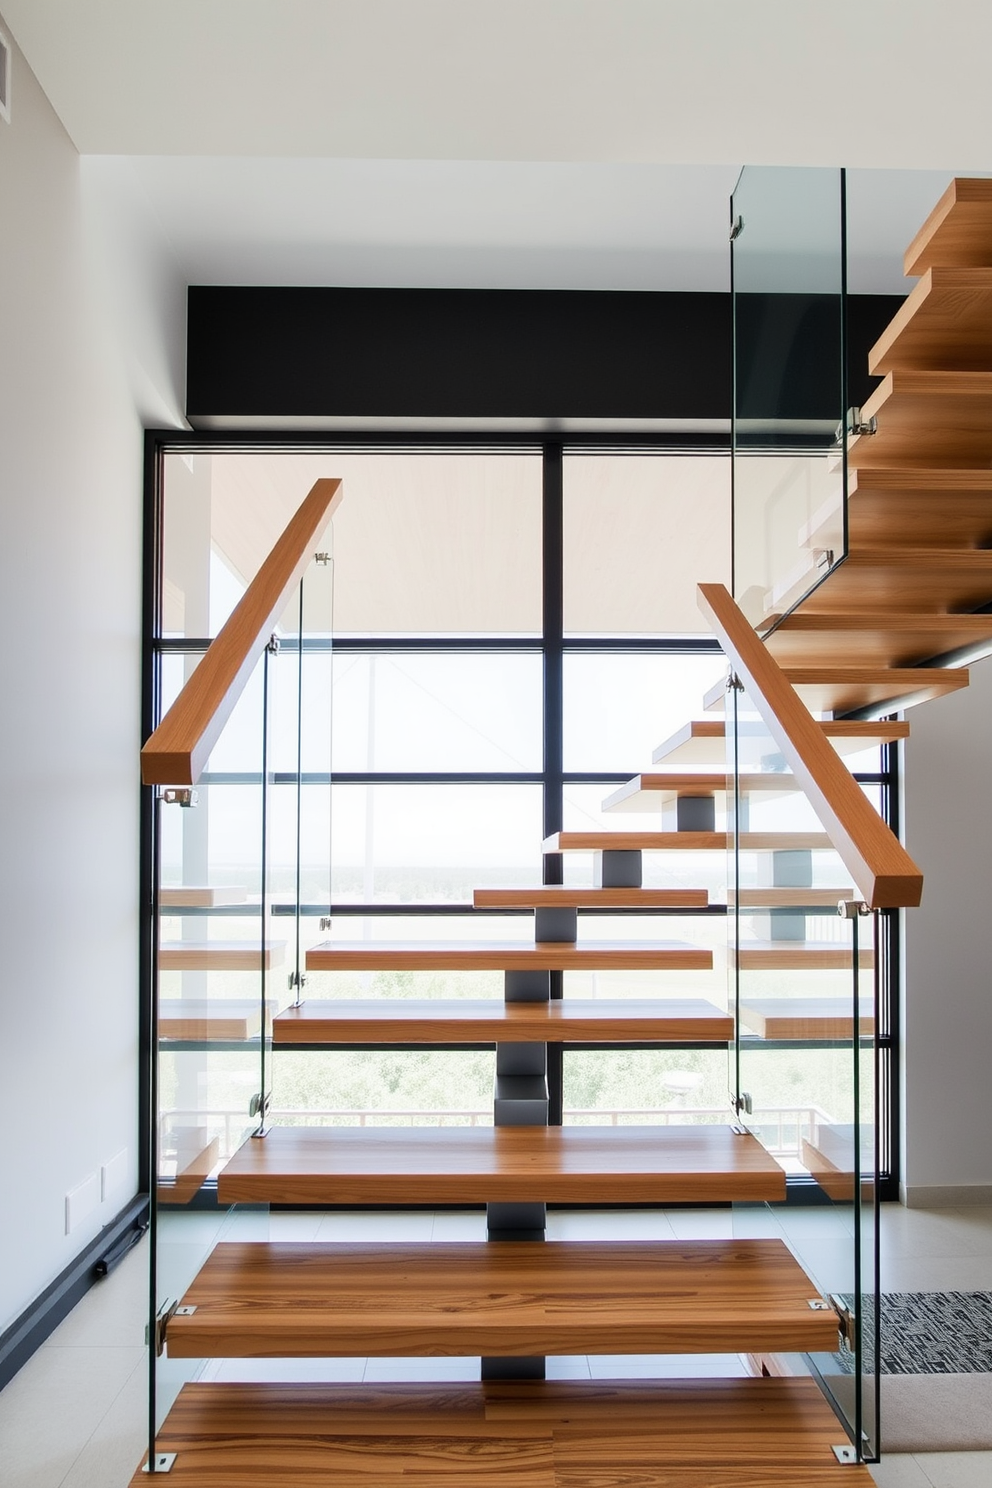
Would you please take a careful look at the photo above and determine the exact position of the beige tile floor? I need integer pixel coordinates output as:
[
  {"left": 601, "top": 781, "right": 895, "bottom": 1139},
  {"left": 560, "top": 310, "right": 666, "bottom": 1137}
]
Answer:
[{"left": 1, "top": 1202, "right": 991, "bottom": 1487}]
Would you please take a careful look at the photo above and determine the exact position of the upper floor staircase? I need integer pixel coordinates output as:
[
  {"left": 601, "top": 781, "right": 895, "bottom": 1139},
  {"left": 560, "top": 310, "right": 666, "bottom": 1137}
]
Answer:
[{"left": 132, "top": 177, "right": 992, "bottom": 1487}]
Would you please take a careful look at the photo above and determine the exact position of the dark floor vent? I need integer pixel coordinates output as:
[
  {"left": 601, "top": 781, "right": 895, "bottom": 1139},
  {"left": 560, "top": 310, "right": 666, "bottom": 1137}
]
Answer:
[{"left": 0, "top": 30, "right": 9, "bottom": 124}]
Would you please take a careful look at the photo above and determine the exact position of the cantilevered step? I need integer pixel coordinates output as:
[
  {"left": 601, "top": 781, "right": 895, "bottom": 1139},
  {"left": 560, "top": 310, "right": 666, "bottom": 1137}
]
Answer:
[
  {"left": 159, "top": 999, "right": 269, "bottom": 1042},
  {"left": 732, "top": 942, "right": 873, "bottom": 972},
  {"left": 159, "top": 941, "right": 286, "bottom": 971},
  {"left": 158, "top": 1127, "right": 220, "bottom": 1206},
  {"left": 849, "top": 370, "right": 992, "bottom": 468},
  {"left": 904, "top": 177, "right": 992, "bottom": 275},
  {"left": 134, "top": 1377, "right": 874, "bottom": 1487},
  {"left": 217, "top": 1124, "right": 786, "bottom": 1205},
  {"left": 802, "top": 1124, "right": 863, "bottom": 1203},
  {"left": 304, "top": 940, "right": 711, "bottom": 973},
  {"left": 740, "top": 998, "right": 874, "bottom": 1041},
  {"left": 543, "top": 830, "right": 834, "bottom": 853},
  {"left": 472, "top": 886, "right": 708, "bottom": 909},
  {"left": 651, "top": 717, "right": 908, "bottom": 768},
  {"left": 764, "top": 611, "right": 992, "bottom": 668},
  {"left": 165, "top": 1239, "right": 838, "bottom": 1358},
  {"left": 846, "top": 468, "right": 992, "bottom": 548},
  {"left": 602, "top": 772, "right": 796, "bottom": 813},
  {"left": 733, "top": 888, "right": 854, "bottom": 909},
  {"left": 869, "top": 266, "right": 992, "bottom": 373},
  {"left": 159, "top": 885, "right": 248, "bottom": 909},
  {"left": 788, "top": 545, "right": 992, "bottom": 616},
  {"left": 703, "top": 661, "right": 969, "bottom": 716},
  {"left": 273, "top": 997, "right": 734, "bottom": 1045}
]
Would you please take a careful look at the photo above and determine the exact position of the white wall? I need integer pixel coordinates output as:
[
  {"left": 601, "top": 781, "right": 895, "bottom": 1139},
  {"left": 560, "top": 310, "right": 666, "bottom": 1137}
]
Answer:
[
  {"left": 902, "top": 658, "right": 992, "bottom": 1206},
  {"left": 0, "top": 16, "right": 174, "bottom": 1331}
]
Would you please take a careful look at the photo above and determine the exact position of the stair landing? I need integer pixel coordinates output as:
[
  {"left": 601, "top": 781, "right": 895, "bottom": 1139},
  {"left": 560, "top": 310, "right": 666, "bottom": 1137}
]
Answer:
[{"left": 134, "top": 1377, "right": 873, "bottom": 1486}]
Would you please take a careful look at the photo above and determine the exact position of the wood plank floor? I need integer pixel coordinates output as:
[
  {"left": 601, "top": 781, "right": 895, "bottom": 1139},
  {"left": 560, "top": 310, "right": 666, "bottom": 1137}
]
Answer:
[
  {"left": 216, "top": 1125, "right": 787, "bottom": 1206},
  {"left": 303, "top": 941, "right": 712, "bottom": 972},
  {"left": 272, "top": 997, "right": 734, "bottom": 1045},
  {"left": 134, "top": 1378, "right": 873, "bottom": 1486},
  {"left": 166, "top": 1239, "right": 837, "bottom": 1358}
]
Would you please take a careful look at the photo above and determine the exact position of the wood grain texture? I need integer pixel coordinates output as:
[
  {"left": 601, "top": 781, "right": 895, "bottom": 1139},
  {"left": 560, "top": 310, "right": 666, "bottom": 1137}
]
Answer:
[
  {"left": 904, "top": 177, "right": 992, "bottom": 275},
  {"left": 846, "top": 467, "right": 992, "bottom": 548},
  {"left": 159, "top": 998, "right": 267, "bottom": 1042},
  {"left": 802, "top": 1133, "right": 856, "bottom": 1203},
  {"left": 869, "top": 266, "right": 992, "bottom": 373},
  {"left": 158, "top": 1127, "right": 220, "bottom": 1206},
  {"left": 303, "top": 940, "right": 711, "bottom": 972},
  {"left": 216, "top": 1124, "right": 787, "bottom": 1206},
  {"left": 602, "top": 773, "right": 797, "bottom": 812},
  {"left": 849, "top": 371, "right": 992, "bottom": 468},
  {"left": 732, "top": 889, "right": 854, "bottom": 909},
  {"left": 159, "top": 885, "right": 247, "bottom": 908},
  {"left": 732, "top": 942, "right": 873, "bottom": 972},
  {"left": 141, "top": 477, "right": 343, "bottom": 786},
  {"left": 159, "top": 941, "right": 286, "bottom": 971},
  {"left": 765, "top": 612, "right": 992, "bottom": 668},
  {"left": 272, "top": 997, "right": 734, "bottom": 1045},
  {"left": 698, "top": 583, "right": 922, "bottom": 909},
  {"left": 704, "top": 660, "right": 969, "bottom": 715},
  {"left": 543, "top": 830, "right": 833, "bottom": 852},
  {"left": 739, "top": 998, "right": 874, "bottom": 1041},
  {"left": 651, "top": 717, "right": 908, "bottom": 767},
  {"left": 472, "top": 886, "right": 709, "bottom": 908},
  {"left": 135, "top": 1378, "right": 874, "bottom": 1486},
  {"left": 166, "top": 1239, "right": 837, "bottom": 1358},
  {"left": 789, "top": 545, "right": 992, "bottom": 616}
]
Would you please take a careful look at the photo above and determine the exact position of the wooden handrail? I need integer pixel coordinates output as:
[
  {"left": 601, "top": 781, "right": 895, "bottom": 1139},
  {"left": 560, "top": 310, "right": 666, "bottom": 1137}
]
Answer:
[
  {"left": 141, "top": 478, "right": 343, "bottom": 787},
  {"left": 697, "top": 583, "right": 923, "bottom": 910}
]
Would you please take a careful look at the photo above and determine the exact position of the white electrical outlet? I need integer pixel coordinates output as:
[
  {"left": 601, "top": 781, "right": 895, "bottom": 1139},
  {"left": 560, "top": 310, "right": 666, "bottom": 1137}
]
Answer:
[
  {"left": 65, "top": 1173, "right": 100, "bottom": 1235},
  {"left": 101, "top": 1148, "right": 129, "bottom": 1202}
]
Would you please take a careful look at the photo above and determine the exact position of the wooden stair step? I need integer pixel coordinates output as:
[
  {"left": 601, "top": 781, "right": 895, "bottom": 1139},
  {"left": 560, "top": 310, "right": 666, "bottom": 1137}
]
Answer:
[
  {"left": 789, "top": 543, "right": 992, "bottom": 615},
  {"left": 802, "top": 1124, "right": 861, "bottom": 1203},
  {"left": 740, "top": 998, "right": 874, "bottom": 1041},
  {"left": 472, "top": 886, "right": 708, "bottom": 908},
  {"left": 602, "top": 772, "right": 796, "bottom": 813},
  {"left": 166, "top": 1239, "right": 838, "bottom": 1358},
  {"left": 849, "top": 370, "right": 992, "bottom": 468},
  {"left": 732, "top": 889, "right": 853, "bottom": 909},
  {"left": 304, "top": 940, "right": 712, "bottom": 973},
  {"left": 159, "top": 941, "right": 286, "bottom": 972},
  {"left": 543, "top": 830, "right": 834, "bottom": 853},
  {"left": 135, "top": 1377, "right": 874, "bottom": 1486},
  {"left": 159, "top": 999, "right": 269, "bottom": 1042},
  {"left": 869, "top": 265, "right": 992, "bottom": 373},
  {"left": 158, "top": 1126, "right": 221, "bottom": 1206},
  {"left": 273, "top": 997, "right": 734, "bottom": 1045},
  {"left": 805, "top": 467, "right": 992, "bottom": 550},
  {"left": 159, "top": 885, "right": 248, "bottom": 908},
  {"left": 216, "top": 1124, "right": 786, "bottom": 1206},
  {"left": 732, "top": 942, "right": 873, "bottom": 972},
  {"left": 703, "top": 663, "right": 968, "bottom": 716},
  {"left": 765, "top": 611, "right": 992, "bottom": 668},
  {"left": 905, "top": 177, "right": 992, "bottom": 275},
  {"left": 651, "top": 717, "right": 908, "bottom": 768}
]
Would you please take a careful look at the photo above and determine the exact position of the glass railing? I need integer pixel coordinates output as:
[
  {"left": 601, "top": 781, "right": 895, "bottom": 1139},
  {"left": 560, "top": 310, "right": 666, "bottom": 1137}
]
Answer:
[
  {"left": 725, "top": 676, "right": 879, "bottom": 1460},
  {"left": 146, "top": 498, "right": 337, "bottom": 1473},
  {"left": 732, "top": 166, "right": 849, "bottom": 633}
]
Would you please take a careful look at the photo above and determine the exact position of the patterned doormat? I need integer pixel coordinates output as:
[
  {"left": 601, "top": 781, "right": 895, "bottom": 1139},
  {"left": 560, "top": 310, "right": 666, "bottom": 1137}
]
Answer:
[{"left": 842, "top": 1291, "right": 992, "bottom": 1374}]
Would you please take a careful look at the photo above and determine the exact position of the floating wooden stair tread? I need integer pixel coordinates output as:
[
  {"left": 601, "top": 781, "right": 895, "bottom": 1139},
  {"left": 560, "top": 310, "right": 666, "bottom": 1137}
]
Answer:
[
  {"left": 158, "top": 1126, "right": 220, "bottom": 1206},
  {"left": 135, "top": 1377, "right": 874, "bottom": 1487},
  {"left": 304, "top": 940, "right": 711, "bottom": 972},
  {"left": 217, "top": 1124, "right": 786, "bottom": 1205},
  {"left": 159, "top": 885, "right": 248, "bottom": 908},
  {"left": 159, "top": 999, "right": 268, "bottom": 1042},
  {"left": 472, "top": 886, "right": 709, "bottom": 908},
  {"left": 740, "top": 998, "right": 874, "bottom": 1041},
  {"left": 732, "top": 942, "right": 873, "bottom": 971},
  {"left": 543, "top": 830, "right": 834, "bottom": 852},
  {"left": 869, "top": 266, "right": 992, "bottom": 374},
  {"left": 904, "top": 177, "right": 992, "bottom": 275},
  {"left": 704, "top": 663, "right": 969, "bottom": 715},
  {"left": 790, "top": 544, "right": 992, "bottom": 616},
  {"left": 846, "top": 467, "right": 992, "bottom": 548},
  {"left": 849, "top": 370, "right": 992, "bottom": 468},
  {"left": 159, "top": 941, "right": 286, "bottom": 971},
  {"left": 166, "top": 1239, "right": 838, "bottom": 1358},
  {"left": 732, "top": 889, "right": 854, "bottom": 909},
  {"left": 765, "top": 611, "right": 992, "bottom": 668},
  {"left": 273, "top": 997, "right": 733, "bottom": 1045},
  {"left": 602, "top": 772, "right": 796, "bottom": 812},
  {"left": 802, "top": 1124, "right": 861, "bottom": 1203},
  {"left": 652, "top": 717, "right": 908, "bottom": 768}
]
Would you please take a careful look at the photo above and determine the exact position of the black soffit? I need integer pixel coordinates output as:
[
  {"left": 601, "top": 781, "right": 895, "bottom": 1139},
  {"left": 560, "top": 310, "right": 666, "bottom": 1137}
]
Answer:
[{"left": 185, "top": 286, "right": 903, "bottom": 430}]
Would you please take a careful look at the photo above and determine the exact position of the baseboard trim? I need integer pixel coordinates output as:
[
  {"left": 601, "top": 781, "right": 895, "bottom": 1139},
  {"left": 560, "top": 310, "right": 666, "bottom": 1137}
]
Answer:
[
  {"left": 900, "top": 1183, "right": 992, "bottom": 1209},
  {"left": 0, "top": 1193, "right": 149, "bottom": 1391}
]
